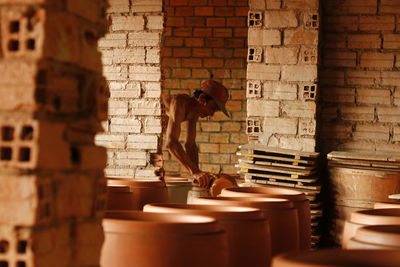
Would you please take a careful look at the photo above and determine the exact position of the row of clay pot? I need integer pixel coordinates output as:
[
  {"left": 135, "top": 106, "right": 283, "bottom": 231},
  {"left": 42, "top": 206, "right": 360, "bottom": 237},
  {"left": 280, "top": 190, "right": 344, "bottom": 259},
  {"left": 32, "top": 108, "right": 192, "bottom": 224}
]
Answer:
[{"left": 342, "top": 201, "right": 400, "bottom": 249}]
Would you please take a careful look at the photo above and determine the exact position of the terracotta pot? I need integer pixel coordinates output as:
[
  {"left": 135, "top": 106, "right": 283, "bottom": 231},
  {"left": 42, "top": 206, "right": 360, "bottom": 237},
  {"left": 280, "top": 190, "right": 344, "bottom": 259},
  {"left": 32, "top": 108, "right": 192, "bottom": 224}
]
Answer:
[
  {"left": 221, "top": 186, "right": 311, "bottom": 250},
  {"left": 193, "top": 196, "right": 299, "bottom": 257},
  {"left": 106, "top": 185, "right": 135, "bottom": 211},
  {"left": 187, "top": 186, "right": 211, "bottom": 204},
  {"left": 131, "top": 179, "right": 168, "bottom": 210},
  {"left": 210, "top": 173, "right": 238, "bottom": 197},
  {"left": 374, "top": 202, "right": 400, "bottom": 209},
  {"left": 271, "top": 249, "right": 400, "bottom": 267},
  {"left": 101, "top": 211, "right": 229, "bottom": 267},
  {"left": 144, "top": 203, "right": 271, "bottom": 267},
  {"left": 347, "top": 225, "right": 400, "bottom": 250},
  {"left": 164, "top": 177, "right": 192, "bottom": 204},
  {"left": 342, "top": 208, "right": 400, "bottom": 248}
]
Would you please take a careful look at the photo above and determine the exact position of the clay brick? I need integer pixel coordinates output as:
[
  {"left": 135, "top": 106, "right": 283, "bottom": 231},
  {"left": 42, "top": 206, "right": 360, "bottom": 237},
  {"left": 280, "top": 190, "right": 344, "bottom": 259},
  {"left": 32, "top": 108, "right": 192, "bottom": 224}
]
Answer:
[
  {"left": 175, "top": 7, "right": 194, "bottom": 16},
  {"left": 192, "top": 48, "right": 212, "bottom": 57},
  {"left": 324, "top": 16, "right": 358, "bottom": 32},
  {"left": 212, "top": 69, "right": 231, "bottom": 79},
  {"left": 194, "top": 28, "right": 212, "bottom": 37},
  {"left": 192, "top": 69, "right": 210, "bottom": 78},
  {"left": 248, "top": 29, "right": 281, "bottom": 46},
  {"left": 225, "top": 59, "right": 245, "bottom": 68},
  {"left": 111, "top": 15, "right": 144, "bottom": 31},
  {"left": 396, "top": 54, "right": 400, "bottom": 68},
  {"left": 360, "top": 52, "right": 394, "bottom": 68},
  {"left": 381, "top": 71, "right": 400, "bottom": 86},
  {"left": 298, "top": 118, "right": 316, "bottom": 136},
  {"left": 378, "top": 107, "right": 400, "bottom": 122},
  {"left": 215, "top": 7, "right": 234, "bottom": 16},
  {"left": 383, "top": 34, "right": 400, "bottom": 49},
  {"left": 167, "top": 17, "right": 184, "bottom": 27},
  {"left": 321, "top": 87, "right": 355, "bottom": 104},
  {"left": 226, "top": 100, "right": 242, "bottom": 111},
  {"left": 235, "top": 7, "right": 249, "bottom": 16},
  {"left": 264, "top": 117, "right": 298, "bottom": 135},
  {"left": 213, "top": 28, "right": 232, "bottom": 37},
  {"left": 185, "top": 17, "right": 205, "bottom": 27},
  {"left": 205, "top": 38, "right": 224, "bottom": 47},
  {"left": 170, "top": 0, "right": 188, "bottom": 5},
  {"left": 281, "top": 101, "right": 316, "bottom": 118},
  {"left": 174, "top": 27, "right": 193, "bottom": 37},
  {"left": 323, "top": 0, "right": 377, "bottom": 15},
  {"left": 338, "top": 141, "right": 376, "bottom": 152},
  {"left": 210, "top": 133, "right": 230, "bottom": 144},
  {"left": 225, "top": 38, "right": 245, "bottom": 48},
  {"left": 204, "top": 58, "right": 224, "bottom": 67},
  {"left": 234, "top": 28, "right": 248, "bottom": 37},
  {"left": 380, "top": 0, "right": 400, "bottom": 13},
  {"left": 183, "top": 38, "right": 203, "bottom": 48},
  {"left": 147, "top": 15, "right": 164, "bottom": 30},
  {"left": 323, "top": 49, "right": 357, "bottom": 67},
  {"left": 181, "top": 79, "right": 201, "bottom": 89},
  {"left": 341, "top": 106, "right": 375, "bottom": 121},
  {"left": 247, "top": 63, "right": 281, "bottom": 81},
  {"left": 353, "top": 124, "right": 390, "bottom": 141},
  {"left": 207, "top": 18, "right": 226, "bottom": 27},
  {"left": 227, "top": 17, "right": 246, "bottom": 27},
  {"left": 209, "top": 153, "right": 230, "bottom": 164},
  {"left": 250, "top": 0, "right": 266, "bottom": 9},
  {"left": 346, "top": 70, "right": 381, "bottom": 86},
  {"left": 132, "top": 0, "right": 162, "bottom": 12},
  {"left": 265, "top": 47, "right": 299, "bottom": 65},
  {"left": 393, "top": 126, "right": 400, "bottom": 142},
  {"left": 213, "top": 48, "right": 233, "bottom": 58},
  {"left": 395, "top": 89, "right": 400, "bottom": 106},
  {"left": 199, "top": 143, "right": 220, "bottom": 153},
  {"left": 348, "top": 34, "right": 381, "bottom": 49},
  {"left": 360, "top": 15, "right": 395, "bottom": 31},
  {"left": 284, "top": 29, "right": 318, "bottom": 45},
  {"left": 322, "top": 33, "right": 346, "bottom": 49},
  {"left": 195, "top": 7, "right": 214, "bottom": 16},
  {"left": 164, "top": 37, "right": 184, "bottom": 47},
  {"left": 281, "top": 65, "right": 317, "bottom": 82},
  {"left": 173, "top": 47, "right": 191, "bottom": 57},
  {"left": 231, "top": 69, "right": 246, "bottom": 79},
  {"left": 284, "top": 0, "right": 319, "bottom": 9},
  {"left": 247, "top": 99, "right": 279, "bottom": 117},
  {"left": 264, "top": 10, "right": 298, "bottom": 28},
  {"left": 264, "top": 82, "right": 298, "bottom": 100}
]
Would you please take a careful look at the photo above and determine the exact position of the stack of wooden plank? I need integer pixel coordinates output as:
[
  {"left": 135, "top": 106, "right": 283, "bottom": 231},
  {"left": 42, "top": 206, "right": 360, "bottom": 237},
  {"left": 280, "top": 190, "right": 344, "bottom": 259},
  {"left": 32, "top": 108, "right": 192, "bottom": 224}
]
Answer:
[
  {"left": 327, "top": 151, "right": 400, "bottom": 171},
  {"left": 236, "top": 144, "right": 322, "bottom": 247}
]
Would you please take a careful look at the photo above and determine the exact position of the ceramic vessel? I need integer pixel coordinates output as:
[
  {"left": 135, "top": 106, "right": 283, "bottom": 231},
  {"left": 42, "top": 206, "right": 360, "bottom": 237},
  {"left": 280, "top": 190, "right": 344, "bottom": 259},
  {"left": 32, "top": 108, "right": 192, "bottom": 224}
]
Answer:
[
  {"left": 347, "top": 225, "right": 400, "bottom": 250},
  {"left": 131, "top": 179, "right": 168, "bottom": 210},
  {"left": 164, "top": 176, "right": 192, "bottom": 204},
  {"left": 187, "top": 186, "right": 211, "bottom": 204},
  {"left": 101, "top": 211, "right": 229, "bottom": 267},
  {"left": 271, "top": 249, "right": 400, "bottom": 267},
  {"left": 106, "top": 185, "right": 135, "bottom": 211},
  {"left": 144, "top": 203, "right": 271, "bottom": 267},
  {"left": 342, "top": 208, "right": 400, "bottom": 248},
  {"left": 374, "top": 202, "right": 400, "bottom": 209},
  {"left": 193, "top": 196, "right": 299, "bottom": 257},
  {"left": 221, "top": 186, "right": 311, "bottom": 250}
]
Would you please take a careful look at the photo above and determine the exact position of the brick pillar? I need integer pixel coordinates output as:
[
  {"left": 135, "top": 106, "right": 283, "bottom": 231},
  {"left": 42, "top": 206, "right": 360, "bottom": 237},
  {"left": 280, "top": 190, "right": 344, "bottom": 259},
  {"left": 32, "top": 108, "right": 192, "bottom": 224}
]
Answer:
[
  {"left": 97, "top": 0, "right": 164, "bottom": 179},
  {"left": 319, "top": 0, "right": 400, "bottom": 154},
  {"left": 246, "top": 0, "right": 319, "bottom": 152},
  {"left": 162, "top": 0, "right": 249, "bottom": 175},
  {"left": 0, "top": 0, "right": 108, "bottom": 266}
]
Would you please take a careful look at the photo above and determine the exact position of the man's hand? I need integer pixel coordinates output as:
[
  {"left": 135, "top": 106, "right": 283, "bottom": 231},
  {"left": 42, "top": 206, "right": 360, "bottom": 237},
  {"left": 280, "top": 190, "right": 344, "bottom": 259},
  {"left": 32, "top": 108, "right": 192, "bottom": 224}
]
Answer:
[{"left": 192, "top": 172, "right": 218, "bottom": 188}]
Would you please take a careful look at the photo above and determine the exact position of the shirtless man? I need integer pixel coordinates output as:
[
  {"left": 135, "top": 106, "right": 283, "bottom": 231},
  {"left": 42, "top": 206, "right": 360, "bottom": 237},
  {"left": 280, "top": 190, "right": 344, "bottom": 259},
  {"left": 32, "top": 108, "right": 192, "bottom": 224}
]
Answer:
[{"left": 162, "top": 80, "right": 229, "bottom": 188}]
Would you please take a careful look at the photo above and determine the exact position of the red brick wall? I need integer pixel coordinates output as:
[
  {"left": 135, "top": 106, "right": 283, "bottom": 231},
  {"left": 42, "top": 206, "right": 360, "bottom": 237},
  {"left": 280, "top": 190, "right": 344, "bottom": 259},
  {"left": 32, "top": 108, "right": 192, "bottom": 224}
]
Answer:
[
  {"left": 162, "top": 0, "right": 249, "bottom": 175},
  {"left": 319, "top": 0, "right": 400, "bottom": 153}
]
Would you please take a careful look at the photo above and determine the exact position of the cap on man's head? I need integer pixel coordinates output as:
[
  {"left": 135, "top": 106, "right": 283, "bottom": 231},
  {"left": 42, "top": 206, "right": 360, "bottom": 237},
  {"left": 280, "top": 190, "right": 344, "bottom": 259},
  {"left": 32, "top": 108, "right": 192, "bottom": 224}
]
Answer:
[{"left": 201, "top": 80, "right": 229, "bottom": 117}]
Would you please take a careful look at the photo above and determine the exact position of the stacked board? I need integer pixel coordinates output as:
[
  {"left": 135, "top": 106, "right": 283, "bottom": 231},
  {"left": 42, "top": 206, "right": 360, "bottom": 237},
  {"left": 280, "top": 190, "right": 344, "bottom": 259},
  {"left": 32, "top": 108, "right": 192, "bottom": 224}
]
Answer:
[
  {"left": 236, "top": 144, "right": 322, "bottom": 247},
  {"left": 327, "top": 151, "right": 400, "bottom": 171}
]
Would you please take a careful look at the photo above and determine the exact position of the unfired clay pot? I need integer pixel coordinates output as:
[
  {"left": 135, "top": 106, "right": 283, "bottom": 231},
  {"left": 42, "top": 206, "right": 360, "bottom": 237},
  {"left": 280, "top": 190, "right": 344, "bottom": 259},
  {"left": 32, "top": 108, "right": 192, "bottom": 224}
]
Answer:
[
  {"left": 271, "top": 249, "right": 400, "bottom": 267},
  {"left": 193, "top": 196, "right": 299, "bottom": 257},
  {"left": 101, "top": 211, "right": 228, "bottom": 267},
  {"left": 143, "top": 203, "right": 271, "bottom": 267},
  {"left": 342, "top": 208, "right": 400, "bottom": 248},
  {"left": 130, "top": 179, "right": 168, "bottom": 210},
  {"left": 164, "top": 176, "right": 192, "bottom": 204},
  {"left": 221, "top": 186, "right": 311, "bottom": 250},
  {"left": 106, "top": 185, "right": 135, "bottom": 211},
  {"left": 347, "top": 225, "right": 400, "bottom": 250},
  {"left": 374, "top": 201, "right": 400, "bottom": 209}
]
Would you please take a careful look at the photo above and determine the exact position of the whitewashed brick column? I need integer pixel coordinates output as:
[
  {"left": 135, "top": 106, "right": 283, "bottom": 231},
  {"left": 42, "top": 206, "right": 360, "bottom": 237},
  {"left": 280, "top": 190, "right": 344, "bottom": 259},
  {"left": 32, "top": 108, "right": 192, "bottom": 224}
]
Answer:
[
  {"left": 97, "top": 0, "right": 164, "bottom": 178},
  {"left": 246, "top": 0, "right": 319, "bottom": 152}
]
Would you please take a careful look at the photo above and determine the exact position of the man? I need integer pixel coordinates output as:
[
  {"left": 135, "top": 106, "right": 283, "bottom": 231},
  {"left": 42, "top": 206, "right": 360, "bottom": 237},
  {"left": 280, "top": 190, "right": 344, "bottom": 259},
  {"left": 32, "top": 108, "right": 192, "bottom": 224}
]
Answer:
[{"left": 162, "top": 80, "right": 229, "bottom": 188}]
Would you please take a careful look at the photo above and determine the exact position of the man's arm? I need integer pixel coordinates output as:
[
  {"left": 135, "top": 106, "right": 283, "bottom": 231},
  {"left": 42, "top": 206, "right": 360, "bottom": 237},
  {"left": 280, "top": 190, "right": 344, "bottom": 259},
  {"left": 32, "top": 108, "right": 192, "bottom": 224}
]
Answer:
[{"left": 185, "top": 118, "right": 199, "bottom": 168}]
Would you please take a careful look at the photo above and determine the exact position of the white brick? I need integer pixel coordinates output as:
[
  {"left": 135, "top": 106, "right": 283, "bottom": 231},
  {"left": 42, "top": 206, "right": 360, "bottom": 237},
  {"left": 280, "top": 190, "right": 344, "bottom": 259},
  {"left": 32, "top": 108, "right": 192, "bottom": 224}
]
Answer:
[
  {"left": 281, "top": 65, "right": 317, "bottom": 82},
  {"left": 127, "top": 134, "right": 158, "bottom": 149},
  {"left": 115, "top": 158, "right": 147, "bottom": 166},
  {"left": 128, "top": 32, "right": 161, "bottom": 47},
  {"left": 247, "top": 99, "right": 279, "bottom": 117},
  {"left": 98, "top": 33, "right": 127, "bottom": 48},
  {"left": 247, "top": 63, "right": 281, "bottom": 81},
  {"left": 103, "top": 65, "right": 128, "bottom": 81},
  {"left": 112, "top": 48, "right": 145, "bottom": 64},
  {"left": 143, "top": 82, "right": 162, "bottom": 98},
  {"left": 279, "top": 137, "right": 316, "bottom": 152},
  {"left": 146, "top": 48, "right": 160, "bottom": 64},
  {"left": 265, "top": 47, "right": 299, "bottom": 64},
  {"left": 95, "top": 134, "right": 124, "bottom": 142},
  {"left": 105, "top": 168, "right": 134, "bottom": 178},
  {"left": 110, "top": 90, "right": 141, "bottom": 98},
  {"left": 298, "top": 118, "right": 316, "bottom": 136},
  {"left": 107, "top": 0, "right": 130, "bottom": 13},
  {"left": 147, "top": 15, "right": 164, "bottom": 30},
  {"left": 129, "top": 66, "right": 161, "bottom": 82},
  {"left": 281, "top": 101, "right": 316, "bottom": 118},
  {"left": 130, "top": 99, "right": 161, "bottom": 116},
  {"left": 284, "top": 29, "right": 318, "bottom": 45},
  {"left": 135, "top": 168, "right": 160, "bottom": 179},
  {"left": 264, "top": 82, "right": 298, "bottom": 100},
  {"left": 264, "top": 10, "right": 298, "bottom": 28},
  {"left": 131, "top": 0, "right": 162, "bottom": 12},
  {"left": 250, "top": 0, "right": 265, "bottom": 9},
  {"left": 112, "top": 15, "right": 144, "bottom": 31},
  {"left": 144, "top": 117, "right": 162, "bottom": 133},
  {"left": 110, "top": 118, "right": 141, "bottom": 133},
  {"left": 108, "top": 81, "right": 128, "bottom": 91},
  {"left": 108, "top": 100, "right": 128, "bottom": 115},
  {"left": 264, "top": 117, "right": 298, "bottom": 135},
  {"left": 248, "top": 29, "right": 281, "bottom": 46},
  {"left": 115, "top": 151, "right": 147, "bottom": 159}
]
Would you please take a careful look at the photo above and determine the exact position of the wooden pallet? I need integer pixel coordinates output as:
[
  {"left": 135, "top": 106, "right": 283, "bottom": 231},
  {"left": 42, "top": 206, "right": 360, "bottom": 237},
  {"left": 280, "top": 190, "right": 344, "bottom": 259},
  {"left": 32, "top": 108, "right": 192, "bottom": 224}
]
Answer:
[
  {"left": 240, "top": 144, "right": 319, "bottom": 160},
  {"left": 244, "top": 174, "right": 321, "bottom": 191},
  {"left": 242, "top": 170, "right": 319, "bottom": 184},
  {"left": 327, "top": 151, "right": 400, "bottom": 163},
  {"left": 237, "top": 161, "right": 317, "bottom": 177},
  {"left": 238, "top": 155, "right": 317, "bottom": 170},
  {"left": 237, "top": 150, "right": 317, "bottom": 167},
  {"left": 327, "top": 160, "right": 400, "bottom": 171}
]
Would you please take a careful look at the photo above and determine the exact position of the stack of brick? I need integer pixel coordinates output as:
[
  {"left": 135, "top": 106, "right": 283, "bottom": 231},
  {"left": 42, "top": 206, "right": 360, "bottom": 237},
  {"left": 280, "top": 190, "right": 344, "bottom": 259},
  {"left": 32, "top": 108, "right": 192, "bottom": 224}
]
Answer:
[
  {"left": 97, "top": 0, "right": 164, "bottom": 179},
  {"left": 319, "top": 0, "right": 400, "bottom": 154},
  {"left": 0, "top": 0, "right": 108, "bottom": 266},
  {"left": 161, "top": 0, "right": 249, "bottom": 175},
  {"left": 246, "top": 0, "right": 319, "bottom": 153}
]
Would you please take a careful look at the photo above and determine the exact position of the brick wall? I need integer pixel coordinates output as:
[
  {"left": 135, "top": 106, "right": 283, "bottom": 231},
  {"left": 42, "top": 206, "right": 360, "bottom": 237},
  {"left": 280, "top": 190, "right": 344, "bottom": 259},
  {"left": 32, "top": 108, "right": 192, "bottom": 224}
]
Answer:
[
  {"left": 0, "top": 0, "right": 108, "bottom": 266},
  {"left": 319, "top": 0, "right": 400, "bottom": 154},
  {"left": 246, "top": 0, "right": 319, "bottom": 152},
  {"left": 97, "top": 0, "right": 164, "bottom": 178},
  {"left": 162, "top": 0, "right": 249, "bottom": 175}
]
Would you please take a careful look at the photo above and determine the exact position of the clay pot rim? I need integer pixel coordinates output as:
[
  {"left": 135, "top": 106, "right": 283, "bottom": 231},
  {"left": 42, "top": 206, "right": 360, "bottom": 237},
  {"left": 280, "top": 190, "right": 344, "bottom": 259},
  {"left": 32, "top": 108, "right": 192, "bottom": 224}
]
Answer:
[
  {"left": 351, "top": 208, "right": 400, "bottom": 224},
  {"left": 221, "top": 186, "right": 306, "bottom": 201},
  {"left": 107, "top": 185, "right": 131, "bottom": 193},
  {"left": 131, "top": 179, "right": 166, "bottom": 188},
  {"left": 143, "top": 203, "right": 265, "bottom": 220},
  {"left": 272, "top": 249, "right": 400, "bottom": 266},
  {"left": 104, "top": 211, "right": 221, "bottom": 234},
  {"left": 374, "top": 202, "right": 400, "bottom": 209},
  {"left": 354, "top": 225, "right": 400, "bottom": 247},
  {"left": 193, "top": 196, "right": 294, "bottom": 209}
]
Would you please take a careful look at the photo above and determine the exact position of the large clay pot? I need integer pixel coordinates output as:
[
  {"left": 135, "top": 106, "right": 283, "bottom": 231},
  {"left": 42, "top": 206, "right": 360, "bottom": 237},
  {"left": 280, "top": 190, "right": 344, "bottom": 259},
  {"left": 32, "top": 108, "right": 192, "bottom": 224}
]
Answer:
[
  {"left": 342, "top": 208, "right": 400, "bottom": 248},
  {"left": 144, "top": 203, "right": 271, "bottom": 267},
  {"left": 374, "top": 202, "right": 400, "bottom": 209},
  {"left": 221, "top": 186, "right": 311, "bottom": 250},
  {"left": 271, "top": 249, "right": 400, "bottom": 267},
  {"left": 347, "top": 225, "right": 400, "bottom": 250},
  {"left": 193, "top": 196, "right": 299, "bottom": 257},
  {"left": 106, "top": 185, "right": 135, "bottom": 211},
  {"left": 131, "top": 179, "right": 168, "bottom": 210},
  {"left": 164, "top": 176, "right": 192, "bottom": 204},
  {"left": 101, "top": 211, "right": 228, "bottom": 267}
]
